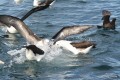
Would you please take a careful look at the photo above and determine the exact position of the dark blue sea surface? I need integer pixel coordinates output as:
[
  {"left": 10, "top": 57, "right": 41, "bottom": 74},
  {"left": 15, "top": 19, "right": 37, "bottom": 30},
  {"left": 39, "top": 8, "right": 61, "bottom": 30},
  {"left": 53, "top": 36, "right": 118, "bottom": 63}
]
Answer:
[{"left": 0, "top": 0, "right": 120, "bottom": 80}]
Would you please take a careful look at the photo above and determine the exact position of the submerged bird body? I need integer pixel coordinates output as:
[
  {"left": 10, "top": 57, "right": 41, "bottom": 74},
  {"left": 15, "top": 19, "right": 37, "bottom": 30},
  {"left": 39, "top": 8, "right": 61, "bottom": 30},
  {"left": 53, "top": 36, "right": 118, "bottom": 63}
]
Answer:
[
  {"left": 55, "top": 40, "right": 95, "bottom": 55},
  {"left": 25, "top": 45, "right": 44, "bottom": 61}
]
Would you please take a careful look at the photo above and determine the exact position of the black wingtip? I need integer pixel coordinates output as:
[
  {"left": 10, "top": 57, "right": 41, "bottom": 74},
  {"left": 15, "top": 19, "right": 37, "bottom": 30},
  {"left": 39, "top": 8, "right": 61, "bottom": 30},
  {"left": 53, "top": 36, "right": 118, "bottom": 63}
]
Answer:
[
  {"left": 24, "top": 45, "right": 44, "bottom": 55},
  {"left": 21, "top": 0, "right": 55, "bottom": 21}
]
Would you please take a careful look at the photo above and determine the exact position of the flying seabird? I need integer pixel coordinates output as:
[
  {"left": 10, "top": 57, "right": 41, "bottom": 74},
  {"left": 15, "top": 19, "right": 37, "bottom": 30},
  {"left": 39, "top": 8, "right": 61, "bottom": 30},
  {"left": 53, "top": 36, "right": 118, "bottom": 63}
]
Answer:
[
  {"left": 0, "top": 15, "right": 45, "bottom": 61},
  {"left": 0, "top": 0, "right": 55, "bottom": 34},
  {"left": 52, "top": 25, "right": 96, "bottom": 54},
  {"left": 97, "top": 10, "right": 116, "bottom": 30}
]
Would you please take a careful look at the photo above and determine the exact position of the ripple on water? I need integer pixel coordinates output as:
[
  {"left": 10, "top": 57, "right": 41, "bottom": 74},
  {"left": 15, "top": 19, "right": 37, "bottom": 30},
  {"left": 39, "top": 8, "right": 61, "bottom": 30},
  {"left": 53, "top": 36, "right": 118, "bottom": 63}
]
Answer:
[{"left": 0, "top": 0, "right": 120, "bottom": 80}]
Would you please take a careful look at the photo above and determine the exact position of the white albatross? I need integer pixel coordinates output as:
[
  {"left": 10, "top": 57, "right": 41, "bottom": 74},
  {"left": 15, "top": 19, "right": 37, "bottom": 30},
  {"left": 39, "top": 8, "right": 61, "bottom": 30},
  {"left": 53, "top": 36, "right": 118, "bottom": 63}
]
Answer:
[
  {"left": 52, "top": 25, "right": 96, "bottom": 55},
  {"left": 0, "top": 15, "right": 45, "bottom": 61}
]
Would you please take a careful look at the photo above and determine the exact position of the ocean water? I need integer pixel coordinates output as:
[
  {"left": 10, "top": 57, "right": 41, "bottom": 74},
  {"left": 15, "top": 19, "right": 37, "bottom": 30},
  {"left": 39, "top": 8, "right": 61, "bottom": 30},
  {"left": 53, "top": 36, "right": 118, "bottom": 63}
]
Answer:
[{"left": 0, "top": 0, "right": 120, "bottom": 80}]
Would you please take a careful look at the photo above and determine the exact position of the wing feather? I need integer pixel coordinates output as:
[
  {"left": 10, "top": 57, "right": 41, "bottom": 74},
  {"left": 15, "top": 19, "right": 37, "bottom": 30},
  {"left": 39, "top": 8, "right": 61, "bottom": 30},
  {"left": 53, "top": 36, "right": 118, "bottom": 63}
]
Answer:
[
  {"left": 0, "top": 15, "right": 41, "bottom": 44},
  {"left": 21, "top": 0, "right": 55, "bottom": 21},
  {"left": 52, "top": 25, "right": 93, "bottom": 43}
]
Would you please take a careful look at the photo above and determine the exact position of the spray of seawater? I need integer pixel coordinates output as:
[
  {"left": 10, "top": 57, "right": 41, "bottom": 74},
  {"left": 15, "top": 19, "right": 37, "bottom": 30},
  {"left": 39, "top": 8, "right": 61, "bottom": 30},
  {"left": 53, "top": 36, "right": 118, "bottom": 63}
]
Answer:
[
  {"left": 7, "top": 48, "right": 26, "bottom": 64},
  {"left": 35, "top": 40, "right": 63, "bottom": 62},
  {"left": 7, "top": 40, "right": 63, "bottom": 64}
]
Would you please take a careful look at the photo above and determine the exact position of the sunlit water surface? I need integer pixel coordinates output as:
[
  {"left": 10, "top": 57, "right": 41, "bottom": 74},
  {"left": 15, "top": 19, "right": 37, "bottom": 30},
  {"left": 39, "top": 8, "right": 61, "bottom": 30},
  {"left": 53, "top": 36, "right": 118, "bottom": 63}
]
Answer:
[{"left": 0, "top": 0, "right": 120, "bottom": 80}]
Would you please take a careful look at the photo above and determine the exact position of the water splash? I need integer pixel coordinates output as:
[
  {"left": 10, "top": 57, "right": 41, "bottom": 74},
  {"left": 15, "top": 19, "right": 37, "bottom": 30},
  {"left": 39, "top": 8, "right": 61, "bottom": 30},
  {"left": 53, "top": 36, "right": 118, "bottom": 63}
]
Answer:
[
  {"left": 7, "top": 48, "right": 26, "bottom": 64},
  {"left": 35, "top": 40, "right": 63, "bottom": 62},
  {"left": 7, "top": 41, "right": 63, "bottom": 64}
]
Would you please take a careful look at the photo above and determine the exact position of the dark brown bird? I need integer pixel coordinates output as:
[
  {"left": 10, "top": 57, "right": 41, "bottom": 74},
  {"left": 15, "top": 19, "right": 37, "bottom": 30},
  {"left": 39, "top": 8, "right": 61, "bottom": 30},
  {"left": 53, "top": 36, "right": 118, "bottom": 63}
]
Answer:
[{"left": 97, "top": 10, "right": 116, "bottom": 30}]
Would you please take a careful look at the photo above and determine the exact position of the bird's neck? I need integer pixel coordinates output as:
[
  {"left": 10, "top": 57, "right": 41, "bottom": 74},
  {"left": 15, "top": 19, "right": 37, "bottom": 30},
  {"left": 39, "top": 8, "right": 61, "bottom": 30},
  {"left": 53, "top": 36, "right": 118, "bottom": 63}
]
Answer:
[{"left": 103, "top": 16, "right": 110, "bottom": 25}]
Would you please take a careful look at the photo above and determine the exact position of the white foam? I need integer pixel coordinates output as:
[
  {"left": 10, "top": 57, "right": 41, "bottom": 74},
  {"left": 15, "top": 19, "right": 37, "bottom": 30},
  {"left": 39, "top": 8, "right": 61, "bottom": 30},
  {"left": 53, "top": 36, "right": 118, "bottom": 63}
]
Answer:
[
  {"left": 44, "top": 45, "right": 63, "bottom": 62},
  {"left": 35, "top": 40, "right": 63, "bottom": 62},
  {"left": 7, "top": 40, "right": 63, "bottom": 63},
  {"left": 7, "top": 48, "right": 26, "bottom": 64}
]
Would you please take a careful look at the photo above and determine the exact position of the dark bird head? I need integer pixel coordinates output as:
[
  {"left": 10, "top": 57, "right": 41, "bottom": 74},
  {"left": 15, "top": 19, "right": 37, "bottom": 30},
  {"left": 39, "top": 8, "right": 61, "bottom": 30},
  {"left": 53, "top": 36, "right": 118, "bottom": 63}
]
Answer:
[
  {"left": 102, "top": 10, "right": 111, "bottom": 16},
  {"left": 102, "top": 10, "right": 111, "bottom": 21},
  {"left": 24, "top": 45, "right": 44, "bottom": 55}
]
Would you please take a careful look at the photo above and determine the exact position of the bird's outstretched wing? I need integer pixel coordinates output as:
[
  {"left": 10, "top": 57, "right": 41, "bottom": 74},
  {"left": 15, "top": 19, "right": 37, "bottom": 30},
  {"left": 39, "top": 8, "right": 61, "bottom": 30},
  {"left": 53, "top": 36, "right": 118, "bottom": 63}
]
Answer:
[
  {"left": 52, "top": 25, "right": 93, "bottom": 43},
  {"left": 21, "top": 0, "right": 55, "bottom": 21},
  {"left": 0, "top": 15, "right": 42, "bottom": 44}
]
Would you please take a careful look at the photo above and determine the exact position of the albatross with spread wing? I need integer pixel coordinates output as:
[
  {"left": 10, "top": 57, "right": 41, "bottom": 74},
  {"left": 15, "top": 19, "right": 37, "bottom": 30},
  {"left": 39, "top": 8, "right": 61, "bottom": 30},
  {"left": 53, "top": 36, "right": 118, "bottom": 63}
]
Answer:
[{"left": 52, "top": 25, "right": 96, "bottom": 54}]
